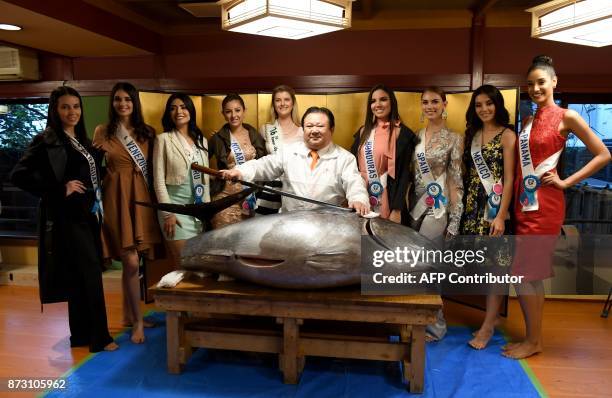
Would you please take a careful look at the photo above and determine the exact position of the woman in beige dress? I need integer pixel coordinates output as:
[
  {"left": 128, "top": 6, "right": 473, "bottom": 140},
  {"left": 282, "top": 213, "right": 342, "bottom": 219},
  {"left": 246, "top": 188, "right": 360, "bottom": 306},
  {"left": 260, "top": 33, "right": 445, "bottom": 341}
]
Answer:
[{"left": 93, "top": 82, "right": 161, "bottom": 344}]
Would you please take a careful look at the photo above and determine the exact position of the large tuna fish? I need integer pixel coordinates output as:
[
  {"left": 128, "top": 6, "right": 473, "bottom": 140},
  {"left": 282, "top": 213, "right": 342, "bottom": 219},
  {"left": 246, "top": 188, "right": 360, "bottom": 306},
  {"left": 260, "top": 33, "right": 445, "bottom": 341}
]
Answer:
[{"left": 180, "top": 208, "right": 439, "bottom": 289}]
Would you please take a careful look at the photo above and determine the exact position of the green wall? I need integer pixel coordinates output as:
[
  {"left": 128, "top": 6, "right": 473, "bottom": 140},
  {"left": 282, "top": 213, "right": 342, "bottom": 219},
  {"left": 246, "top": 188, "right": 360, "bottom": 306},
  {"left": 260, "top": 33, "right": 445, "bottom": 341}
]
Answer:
[{"left": 82, "top": 96, "right": 109, "bottom": 139}]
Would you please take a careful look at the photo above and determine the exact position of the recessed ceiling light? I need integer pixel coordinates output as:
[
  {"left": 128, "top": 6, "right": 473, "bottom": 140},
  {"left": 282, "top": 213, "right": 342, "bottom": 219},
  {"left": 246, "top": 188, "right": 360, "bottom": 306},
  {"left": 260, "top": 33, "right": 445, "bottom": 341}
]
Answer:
[{"left": 0, "top": 24, "right": 22, "bottom": 31}]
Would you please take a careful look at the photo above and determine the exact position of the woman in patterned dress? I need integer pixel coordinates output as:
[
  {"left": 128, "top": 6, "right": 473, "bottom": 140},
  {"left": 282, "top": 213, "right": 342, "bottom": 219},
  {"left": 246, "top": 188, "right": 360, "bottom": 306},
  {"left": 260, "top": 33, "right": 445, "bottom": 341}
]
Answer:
[
  {"left": 460, "top": 84, "right": 516, "bottom": 349},
  {"left": 504, "top": 56, "right": 610, "bottom": 359},
  {"left": 408, "top": 86, "right": 464, "bottom": 341}
]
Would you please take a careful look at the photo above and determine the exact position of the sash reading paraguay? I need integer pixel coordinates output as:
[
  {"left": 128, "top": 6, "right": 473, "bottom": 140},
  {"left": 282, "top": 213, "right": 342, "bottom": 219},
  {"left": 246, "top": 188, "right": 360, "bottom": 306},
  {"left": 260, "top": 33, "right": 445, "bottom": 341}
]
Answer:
[
  {"left": 518, "top": 120, "right": 563, "bottom": 212},
  {"left": 230, "top": 133, "right": 256, "bottom": 212},
  {"left": 67, "top": 134, "right": 103, "bottom": 221}
]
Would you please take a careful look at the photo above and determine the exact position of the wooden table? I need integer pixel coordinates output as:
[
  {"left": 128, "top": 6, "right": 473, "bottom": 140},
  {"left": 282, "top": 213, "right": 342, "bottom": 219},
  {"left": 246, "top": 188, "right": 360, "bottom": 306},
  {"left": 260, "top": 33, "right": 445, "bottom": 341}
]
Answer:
[{"left": 151, "top": 277, "right": 442, "bottom": 393}]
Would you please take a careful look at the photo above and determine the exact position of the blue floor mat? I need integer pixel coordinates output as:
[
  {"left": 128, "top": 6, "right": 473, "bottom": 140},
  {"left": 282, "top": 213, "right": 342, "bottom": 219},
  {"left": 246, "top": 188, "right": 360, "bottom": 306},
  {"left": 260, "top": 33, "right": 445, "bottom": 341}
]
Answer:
[{"left": 44, "top": 313, "right": 541, "bottom": 398}]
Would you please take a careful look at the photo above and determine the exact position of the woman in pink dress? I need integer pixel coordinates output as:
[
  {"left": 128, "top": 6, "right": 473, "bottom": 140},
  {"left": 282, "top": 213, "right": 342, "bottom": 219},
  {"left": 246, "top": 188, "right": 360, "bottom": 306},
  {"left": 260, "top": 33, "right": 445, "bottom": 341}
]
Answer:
[{"left": 505, "top": 55, "right": 610, "bottom": 359}]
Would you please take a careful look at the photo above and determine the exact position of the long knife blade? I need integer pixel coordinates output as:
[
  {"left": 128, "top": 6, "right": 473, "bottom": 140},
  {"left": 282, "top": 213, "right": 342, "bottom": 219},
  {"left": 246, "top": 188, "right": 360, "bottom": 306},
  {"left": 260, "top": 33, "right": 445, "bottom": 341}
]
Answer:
[{"left": 192, "top": 163, "right": 354, "bottom": 212}]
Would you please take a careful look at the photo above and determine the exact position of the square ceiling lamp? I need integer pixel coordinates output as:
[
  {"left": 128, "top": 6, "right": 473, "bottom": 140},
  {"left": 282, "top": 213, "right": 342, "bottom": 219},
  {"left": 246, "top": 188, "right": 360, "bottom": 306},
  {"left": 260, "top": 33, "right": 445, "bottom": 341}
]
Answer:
[
  {"left": 217, "top": 0, "right": 354, "bottom": 40},
  {"left": 526, "top": 0, "right": 612, "bottom": 47}
]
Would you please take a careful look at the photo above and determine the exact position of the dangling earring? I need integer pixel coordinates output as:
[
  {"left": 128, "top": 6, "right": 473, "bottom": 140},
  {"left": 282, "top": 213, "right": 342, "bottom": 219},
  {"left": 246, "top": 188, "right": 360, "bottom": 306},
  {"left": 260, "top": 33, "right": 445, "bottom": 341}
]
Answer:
[
  {"left": 442, "top": 110, "right": 448, "bottom": 120},
  {"left": 419, "top": 112, "right": 425, "bottom": 123}
]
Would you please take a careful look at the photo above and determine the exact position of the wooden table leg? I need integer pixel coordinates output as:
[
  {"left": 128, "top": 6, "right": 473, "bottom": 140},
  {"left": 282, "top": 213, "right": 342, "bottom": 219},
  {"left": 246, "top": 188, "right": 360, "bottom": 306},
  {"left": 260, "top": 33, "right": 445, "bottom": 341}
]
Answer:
[
  {"left": 278, "top": 317, "right": 301, "bottom": 384},
  {"left": 409, "top": 325, "right": 425, "bottom": 393},
  {"left": 166, "top": 310, "right": 181, "bottom": 374}
]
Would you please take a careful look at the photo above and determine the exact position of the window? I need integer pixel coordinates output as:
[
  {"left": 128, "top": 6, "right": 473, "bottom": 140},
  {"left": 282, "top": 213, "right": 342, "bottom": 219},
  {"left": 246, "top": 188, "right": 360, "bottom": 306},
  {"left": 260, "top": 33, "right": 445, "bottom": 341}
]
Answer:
[{"left": 0, "top": 99, "right": 48, "bottom": 238}]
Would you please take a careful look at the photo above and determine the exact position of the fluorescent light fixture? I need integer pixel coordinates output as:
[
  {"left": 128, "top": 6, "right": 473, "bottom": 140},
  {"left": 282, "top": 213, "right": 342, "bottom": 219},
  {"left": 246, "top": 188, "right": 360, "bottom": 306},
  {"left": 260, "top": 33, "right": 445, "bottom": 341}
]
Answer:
[
  {"left": 218, "top": 0, "right": 354, "bottom": 40},
  {"left": 527, "top": 0, "right": 612, "bottom": 47},
  {"left": 0, "top": 24, "right": 22, "bottom": 31}
]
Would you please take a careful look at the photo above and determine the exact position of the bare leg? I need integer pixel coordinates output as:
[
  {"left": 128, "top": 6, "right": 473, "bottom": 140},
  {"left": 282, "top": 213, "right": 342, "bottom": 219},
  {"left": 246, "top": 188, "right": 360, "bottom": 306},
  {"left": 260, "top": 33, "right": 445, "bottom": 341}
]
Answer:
[
  {"left": 121, "top": 249, "right": 145, "bottom": 344},
  {"left": 503, "top": 281, "right": 544, "bottom": 359},
  {"left": 165, "top": 239, "right": 186, "bottom": 270},
  {"left": 469, "top": 294, "right": 502, "bottom": 349},
  {"left": 122, "top": 271, "right": 132, "bottom": 327}
]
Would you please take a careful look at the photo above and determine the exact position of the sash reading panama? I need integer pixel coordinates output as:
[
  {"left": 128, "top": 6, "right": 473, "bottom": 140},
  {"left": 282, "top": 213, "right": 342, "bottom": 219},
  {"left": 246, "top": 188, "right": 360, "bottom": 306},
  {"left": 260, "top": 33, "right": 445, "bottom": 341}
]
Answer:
[{"left": 370, "top": 247, "right": 524, "bottom": 285}]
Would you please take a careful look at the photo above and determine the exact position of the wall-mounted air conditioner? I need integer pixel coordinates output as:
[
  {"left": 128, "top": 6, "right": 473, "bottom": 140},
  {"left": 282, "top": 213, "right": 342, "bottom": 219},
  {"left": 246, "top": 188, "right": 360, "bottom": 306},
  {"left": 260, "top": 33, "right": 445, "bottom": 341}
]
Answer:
[{"left": 0, "top": 46, "right": 39, "bottom": 81}]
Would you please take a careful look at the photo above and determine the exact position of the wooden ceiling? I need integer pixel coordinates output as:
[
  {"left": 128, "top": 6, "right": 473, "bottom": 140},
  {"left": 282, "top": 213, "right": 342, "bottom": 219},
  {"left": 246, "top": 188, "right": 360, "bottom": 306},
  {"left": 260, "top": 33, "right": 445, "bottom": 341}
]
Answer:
[{"left": 0, "top": 0, "right": 550, "bottom": 57}]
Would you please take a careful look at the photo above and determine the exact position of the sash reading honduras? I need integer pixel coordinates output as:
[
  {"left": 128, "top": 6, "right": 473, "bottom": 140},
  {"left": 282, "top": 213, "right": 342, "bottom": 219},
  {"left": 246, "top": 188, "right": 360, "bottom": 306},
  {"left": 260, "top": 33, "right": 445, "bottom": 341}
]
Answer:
[
  {"left": 410, "top": 130, "right": 448, "bottom": 220},
  {"left": 229, "top": 133, "right": 256, "bottom": 212},
  {"left": 116, "top": 124, "right": 148, "bottom": 186},
  {"left": 363, "top": 129, "right": 387, "bottom": 209},
  {"left": 518, "top": 121, "right": 563, "bottom": 212},
  {"left": 176, "top": 131, "right": 207, "bottom": 204},
  {"left": 265, "top": 122, "right": 282, "bottom": 154},
  {"left": 471, "top": 130, "right": 507, "bottom": 222},
  {"left": 67, "top": 135, "right": 103, "bottom": 221}
]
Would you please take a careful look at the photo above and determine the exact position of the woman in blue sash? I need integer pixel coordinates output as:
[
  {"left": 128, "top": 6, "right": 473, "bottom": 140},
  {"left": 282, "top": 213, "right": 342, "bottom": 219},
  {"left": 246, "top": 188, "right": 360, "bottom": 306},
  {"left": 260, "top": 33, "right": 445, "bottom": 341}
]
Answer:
[
  {"left": 11, "top": 86, "right": 117, "bottom": 352},
  {"left": 153, "top": 94, "right": 210, "bottom": 268},
  {"left": 209, "top": 94, "right": 266, "bottom": 228},
  {"left": 350, "top": 84, "right": 417, "bottom": 224},
  {"left": 408, "top": 86, "right": 464, "bottom": 341},
  {"left": 460, "top": 84, "right": 516, "bottom": 349},
  {"left": 256, "top": 85, "right": 303, "bottom": 215},
  {"left": 93, "top": 82, "right": 160, "bottom": 344},
  {"left": 505, "top": 56, "right": 610, "bottom": 359}
]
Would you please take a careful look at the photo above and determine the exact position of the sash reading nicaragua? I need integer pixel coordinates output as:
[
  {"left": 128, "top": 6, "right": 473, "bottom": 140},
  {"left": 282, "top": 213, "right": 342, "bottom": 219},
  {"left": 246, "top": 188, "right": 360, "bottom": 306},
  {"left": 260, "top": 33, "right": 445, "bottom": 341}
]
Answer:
[
  {"left": 264, "top": 122, "right": 282, "bottom": 154},
  {"left": 363, "top": 129, "right": 387, "bottom": 209},
  {"left": 471, "top": 130, "right": 506, "bottom": 222},
  {"left": 176, "top": 131, "right": 206, "bottom": 204},
  {"left": 116, "top": 124, "right": 148, "bottom": 186},
  {"left": 229, "top": 133, "right": 256, "bottom": 212},
  {"left": 518, "top": 121, "right": 563, "bottom": 212},
  {"left": 67, "top": 134, "right": 103, "bottom": 221},
  {"left": 410, "top": 129, "right": 447, "bottom": 220}
]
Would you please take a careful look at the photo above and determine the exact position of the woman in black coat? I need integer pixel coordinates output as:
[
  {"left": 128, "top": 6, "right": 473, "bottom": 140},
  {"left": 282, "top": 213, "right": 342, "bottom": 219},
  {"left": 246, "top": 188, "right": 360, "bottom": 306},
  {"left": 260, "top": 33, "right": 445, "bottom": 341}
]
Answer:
[
  {"left": 351, "top": 84, "right": 417, "bottom": 225},
  {"left": 11, "top": 86, "right": 117, "bottom": 352}
]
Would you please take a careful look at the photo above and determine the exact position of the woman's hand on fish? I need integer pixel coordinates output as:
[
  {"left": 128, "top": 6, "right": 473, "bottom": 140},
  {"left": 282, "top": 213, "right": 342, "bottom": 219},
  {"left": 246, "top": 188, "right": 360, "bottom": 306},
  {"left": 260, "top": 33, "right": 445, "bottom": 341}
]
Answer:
[
  {"left": 219, "top": 169, "right": 242, "bottom": 181},
  {"left": 350, "top": 201, "right": 370, "bottom": 216}
]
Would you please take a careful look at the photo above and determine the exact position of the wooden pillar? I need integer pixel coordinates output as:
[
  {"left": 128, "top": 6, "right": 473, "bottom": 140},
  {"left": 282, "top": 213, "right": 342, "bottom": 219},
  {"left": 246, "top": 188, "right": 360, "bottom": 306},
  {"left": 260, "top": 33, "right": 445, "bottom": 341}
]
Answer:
[{"left": 470, "top": 13, "right": 485, "bottom": 91}]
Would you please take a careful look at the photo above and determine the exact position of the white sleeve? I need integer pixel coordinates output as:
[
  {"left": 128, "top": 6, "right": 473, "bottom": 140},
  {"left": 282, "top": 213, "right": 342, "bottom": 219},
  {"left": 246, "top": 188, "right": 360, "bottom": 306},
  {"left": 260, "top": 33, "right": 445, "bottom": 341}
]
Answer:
[
  {"left": 341, "top": 153, "right": 369, "bottom": 206},
  {"left": 236, "top": 152, "right": 285, "bottom": 182}
]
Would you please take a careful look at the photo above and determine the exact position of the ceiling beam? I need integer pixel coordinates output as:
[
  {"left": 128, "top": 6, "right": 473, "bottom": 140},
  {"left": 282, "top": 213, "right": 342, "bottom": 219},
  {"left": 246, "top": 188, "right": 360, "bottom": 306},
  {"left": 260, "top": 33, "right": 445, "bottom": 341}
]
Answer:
[{"left": 4, "top": 0, "right": 161, "bottom": 54}]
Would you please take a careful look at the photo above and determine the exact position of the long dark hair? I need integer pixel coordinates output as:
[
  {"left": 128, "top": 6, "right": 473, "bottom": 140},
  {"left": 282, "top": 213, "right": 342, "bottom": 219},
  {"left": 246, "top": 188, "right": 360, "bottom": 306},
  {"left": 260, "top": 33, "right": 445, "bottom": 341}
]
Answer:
[
  {"left": 359, "top": 84, "right": 400, "bottom": 148},
  {"left": 462, "top": 84, "right": 513, "bottom": 168},
  {"left": 105, "top": 82, "right": 154, "bottom": 142},
  {"left": 46, "top": 86, "right": 89, "bottom": 144},
  {"left": 162, "top": 93, "right": 206, "bottom": 151}
]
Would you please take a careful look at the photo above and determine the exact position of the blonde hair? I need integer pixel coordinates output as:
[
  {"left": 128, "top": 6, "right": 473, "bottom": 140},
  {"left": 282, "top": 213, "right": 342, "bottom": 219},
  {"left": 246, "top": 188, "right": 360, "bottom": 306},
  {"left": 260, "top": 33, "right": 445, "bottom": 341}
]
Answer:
[{"left": 268, "top": 85, "right": 300, "bottom": 126}]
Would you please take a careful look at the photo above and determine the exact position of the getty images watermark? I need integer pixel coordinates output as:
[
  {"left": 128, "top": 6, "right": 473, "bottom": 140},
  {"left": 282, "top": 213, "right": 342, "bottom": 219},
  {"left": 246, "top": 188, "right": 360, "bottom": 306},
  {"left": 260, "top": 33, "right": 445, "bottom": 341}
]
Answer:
[
  {"left": 360, "top": 235, "right": 612, "bottom": 295},
  {"left": 370, "top": 246, "right": 523, "bottom": 285}
]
